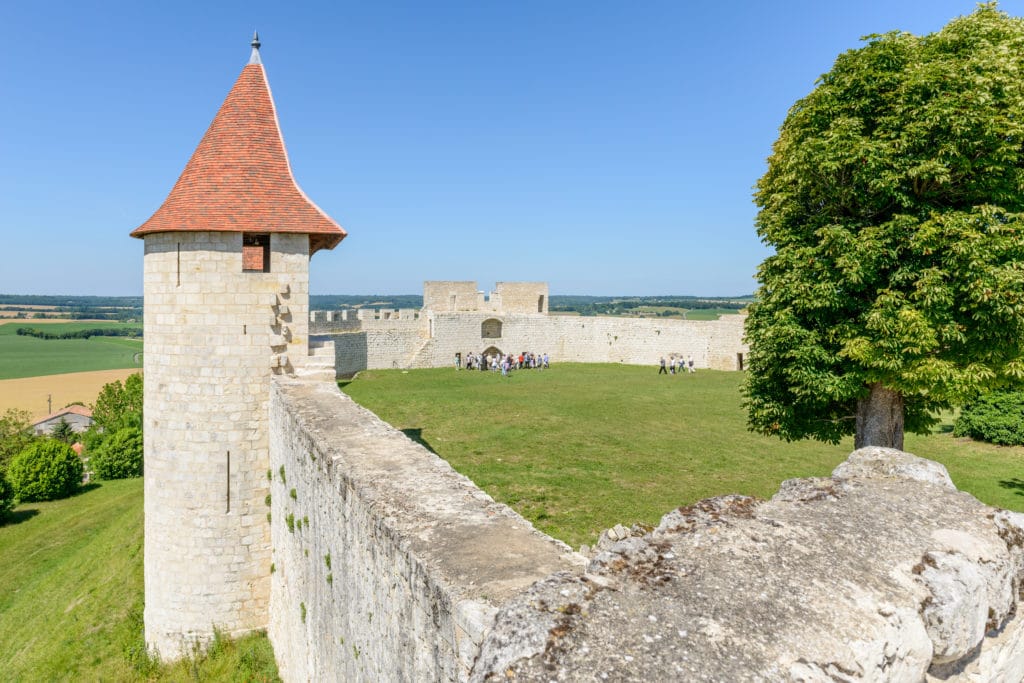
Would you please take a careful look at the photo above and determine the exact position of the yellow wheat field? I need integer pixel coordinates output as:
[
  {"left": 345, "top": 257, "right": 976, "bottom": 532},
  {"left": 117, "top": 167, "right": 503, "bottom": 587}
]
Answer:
[{"left": 0, "top": 369, "right": 140, "bottom": 419}]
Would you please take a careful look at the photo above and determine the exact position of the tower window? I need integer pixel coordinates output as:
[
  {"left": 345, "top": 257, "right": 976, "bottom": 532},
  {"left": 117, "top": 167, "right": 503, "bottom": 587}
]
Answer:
[{"left": 242, "top": 234, "right": 270, "bottom": 272}]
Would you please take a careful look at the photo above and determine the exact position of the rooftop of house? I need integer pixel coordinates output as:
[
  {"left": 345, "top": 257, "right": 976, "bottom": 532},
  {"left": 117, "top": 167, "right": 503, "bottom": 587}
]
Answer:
[{"left": 33, "top": 404, "right": 93, "bottom": 425}]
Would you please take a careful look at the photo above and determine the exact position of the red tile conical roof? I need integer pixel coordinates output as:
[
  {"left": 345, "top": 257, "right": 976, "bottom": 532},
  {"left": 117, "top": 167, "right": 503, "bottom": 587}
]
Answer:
[{"left": 130, "top": 50, "right": 345, "bottom": 254}]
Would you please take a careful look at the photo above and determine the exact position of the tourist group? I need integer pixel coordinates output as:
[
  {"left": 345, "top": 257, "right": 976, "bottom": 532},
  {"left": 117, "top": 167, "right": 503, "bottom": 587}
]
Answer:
[
  {"left": 658, "top": 355, "right": 695, "bottom": 375},
  {"left": 456, "top": 351, "right": 549, "bottom": 376}
]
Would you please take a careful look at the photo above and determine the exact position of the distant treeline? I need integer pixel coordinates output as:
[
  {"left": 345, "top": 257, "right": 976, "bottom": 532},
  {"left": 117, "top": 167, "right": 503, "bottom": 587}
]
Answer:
[
  {"left": 308, "top": 294, "right": 753, "bottom": 315},
  {"left": 0, "top": 295, "right": 142, "bottom": 321},
  {"left": 16, "top": 327, "right": 143, "bottom": 340},
  {"left": 0, "top": 293, "right": 753, "bottom": 318},
  {"left": 311, "top": 294, "right": 423, "bottom": 309},
  {"left": 549, "top": 295, "right": 752, "bottom": 316}
]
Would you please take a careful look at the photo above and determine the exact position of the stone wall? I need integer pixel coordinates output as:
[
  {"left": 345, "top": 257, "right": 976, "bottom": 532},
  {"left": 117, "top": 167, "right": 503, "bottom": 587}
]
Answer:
[
  {"left": 423, "top": 281, "right": 480, "bottom": 312},
  {"left": 472, "top": 448, "right": 1024, "bottom": 682},
  {"left": 492, "top": 282, "right": 548, "bottom": 314},
  {"left": 266, "top": 377, "right": 1024, "bottom": 681},
  {"left": 143, "top": 231, "right": 310, "bottom": 658},
  {"left": 268, "top": 377, "right": 582, "bottom": 681},
  {"left": 317, "top": 312, "right": 749, "bottom": 373}
]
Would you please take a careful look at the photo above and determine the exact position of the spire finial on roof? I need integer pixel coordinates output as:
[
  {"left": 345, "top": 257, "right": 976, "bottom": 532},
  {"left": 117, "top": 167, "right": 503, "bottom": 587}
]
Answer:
[{"left": 249, "top": 30, "right": 262, "bottom": 65}]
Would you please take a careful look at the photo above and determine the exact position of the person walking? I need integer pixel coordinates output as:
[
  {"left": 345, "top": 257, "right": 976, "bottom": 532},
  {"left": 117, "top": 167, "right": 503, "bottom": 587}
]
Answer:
[
  {"left": 688, "top": 355, "right": 695, "bottom": 373},
  {"left": 658, "top": 357, "right": 668, "bottom": 375}
]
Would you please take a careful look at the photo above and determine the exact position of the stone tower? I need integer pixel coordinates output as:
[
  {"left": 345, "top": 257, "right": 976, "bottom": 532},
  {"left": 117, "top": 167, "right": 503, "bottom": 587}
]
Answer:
[{"left": 130, "top": 35, "right": 345, "bottom": 658}]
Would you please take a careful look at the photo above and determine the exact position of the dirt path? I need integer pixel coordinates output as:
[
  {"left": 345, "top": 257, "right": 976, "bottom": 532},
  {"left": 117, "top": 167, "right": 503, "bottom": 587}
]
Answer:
[{"left": 0, "top": 369, "right": 140, "bottom": 418}]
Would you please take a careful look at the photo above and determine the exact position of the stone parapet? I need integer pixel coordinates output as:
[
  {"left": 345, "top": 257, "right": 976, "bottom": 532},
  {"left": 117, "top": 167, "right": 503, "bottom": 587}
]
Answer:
[
  {"left": 268, "top": 377, "right": 583, "bottom": 681},
  {"left": 471, "top": 448, "right": 1024, "bottom": 681}
]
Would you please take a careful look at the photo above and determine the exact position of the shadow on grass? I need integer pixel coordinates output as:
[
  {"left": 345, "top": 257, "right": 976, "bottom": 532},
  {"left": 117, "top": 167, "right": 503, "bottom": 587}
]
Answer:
[
  {"left": 2, "top": 508, "right": 39, "bottom": 526},
  {"left": 401, "top": 428, "right": 438, "bottom": 455},
  {"left": 70, "top": 482, "right": 102, "bottom": 498},
  {"left": 999, "top": 478, "right": 1024, "bottom": 497},
  {"left": 337, "top": 380, "right": 352, "bottom": 390}
]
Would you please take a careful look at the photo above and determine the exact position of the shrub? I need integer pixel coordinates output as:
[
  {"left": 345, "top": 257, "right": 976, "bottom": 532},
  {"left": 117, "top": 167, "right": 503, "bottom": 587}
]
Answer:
[
  {"left": 90, "top": 427, "right": 144, "bottom": 479},
  {"left": 8, "top": 440, "right": 83, "bottom": 501},
  {"left": 0, "top": 470, "right": 14, "bottom": 522},
  {"left": 0, "top": 408, "right": 37, "bottom": 472},
  {"left": 80, "top": 426, "right": 107, "bottom": 453},
  {"left": 954, "top": 391, "right": 1024, "bottom": 446}
]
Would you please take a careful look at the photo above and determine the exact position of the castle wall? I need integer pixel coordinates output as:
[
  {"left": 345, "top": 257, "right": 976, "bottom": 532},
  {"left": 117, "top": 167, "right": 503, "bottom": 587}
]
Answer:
[
  {"left": 267, "top": 377, "right": 581, "bottom": 682},
  {"left": 142, "top": 231, "right": 309, "bottom": 658},
  {"left": 319, "top": 313, "right": 748, "bottom": 372},
  {"left": 492, "top": 282, "right": 548, "bottom": 314},
  {"left": 423, "top": 281, "right": 480, "bottom": 312}
]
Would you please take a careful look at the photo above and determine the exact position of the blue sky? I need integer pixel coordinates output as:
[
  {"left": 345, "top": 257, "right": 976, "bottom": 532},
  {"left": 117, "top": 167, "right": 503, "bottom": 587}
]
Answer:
[{"left": 1, "top": 1, "right": 1017, "bottom": 296}]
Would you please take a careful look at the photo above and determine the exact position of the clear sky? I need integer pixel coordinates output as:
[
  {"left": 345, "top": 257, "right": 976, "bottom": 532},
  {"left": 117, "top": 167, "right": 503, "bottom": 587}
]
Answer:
[{"left": 2, "top": 1, "right": 1018, "bottom": 297}]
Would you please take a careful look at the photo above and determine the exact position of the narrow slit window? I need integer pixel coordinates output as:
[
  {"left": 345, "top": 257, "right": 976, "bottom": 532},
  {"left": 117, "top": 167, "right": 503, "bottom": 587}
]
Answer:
[
  {"left": 226, "top": 451, "right": 231, "bottom": 513},
  {"left": 242, "top": 233, "right": 270, "bottom": 272}
]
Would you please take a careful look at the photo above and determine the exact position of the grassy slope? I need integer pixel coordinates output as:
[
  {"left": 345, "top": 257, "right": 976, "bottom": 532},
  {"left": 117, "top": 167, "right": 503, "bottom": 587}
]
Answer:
[
  {"left": 0, "top": 479, "right": 279, "bottom": 682},
  {"left": 0, "top": 322, "right": 142, "bottom": 380},
  {"left": 342, "top": 365, "right": 1024, "bottom": 548},
  {"left": 0, "top": 479, "right": 145, "bottom": 680}
]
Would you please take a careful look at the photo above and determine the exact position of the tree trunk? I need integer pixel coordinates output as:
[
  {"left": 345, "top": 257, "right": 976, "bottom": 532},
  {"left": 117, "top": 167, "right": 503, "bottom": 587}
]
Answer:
[{"left": 855, "top": 383, "right": 905, "bottom": 449}]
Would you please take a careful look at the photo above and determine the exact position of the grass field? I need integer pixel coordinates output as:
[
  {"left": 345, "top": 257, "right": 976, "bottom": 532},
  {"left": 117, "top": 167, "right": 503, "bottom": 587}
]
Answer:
[
  {"left": 682, "top": 307, "right": 743, "bottom": 320},
  {"left": 3, "top": 365, "right": 1020, "bottom": 678},
  {"left": 0, "top": 368, "right": 140, "bottom": 418},
  {"left": 341, "top": 365, "right": 1024, "bottom": 548},
  {"left": 0, "top": 479, "right": 280, "bottom": 682},
  {"left": 0, "top": 321, "right": 142, "bottom": 381}
]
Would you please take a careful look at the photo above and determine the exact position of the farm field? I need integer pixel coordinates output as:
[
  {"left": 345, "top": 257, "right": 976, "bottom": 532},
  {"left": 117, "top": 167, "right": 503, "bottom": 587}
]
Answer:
[
  {"left": 0, "top": 321, "right": 141, "bottom": 381},
  {"left": 615, "top": 306, "right": 742, "bottom": 320},
  {"left": 341, "top": 365, "right": 1024, "bottom": 548},
  {"left": 0, "top": 368, "right": 140, "bottom": 417},
  {"left": 0, "top": 479, "right": 280, "bottom": 681}
]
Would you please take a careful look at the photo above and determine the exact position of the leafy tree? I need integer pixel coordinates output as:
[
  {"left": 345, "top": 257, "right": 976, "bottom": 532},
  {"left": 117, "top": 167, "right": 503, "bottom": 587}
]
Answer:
[
  {"left": 745, "top": 4, "right": 1024, "bottom": 449},
  {"left": 92, "top": 373, "right": 143, "bottom": 432},
  {"left": 50, "top": 418, "right": 76, "bottom": 445},
  {"left": 90, "top": 427, "right": 143, "bottom": 480},
  {"left": 8, "top": 440, "right": 83, "bottom": 502},
  {"left": 80, "top": 426, "right": 108, "bottom": 454},
  {"left": 0, "top": 408, "right": 38, "bottom": 471}
]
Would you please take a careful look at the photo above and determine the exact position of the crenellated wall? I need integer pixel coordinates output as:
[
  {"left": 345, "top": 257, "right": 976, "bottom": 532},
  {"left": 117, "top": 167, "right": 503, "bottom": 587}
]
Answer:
[{"left": 314, "top": 312, "right": 749, "bottom": 374}]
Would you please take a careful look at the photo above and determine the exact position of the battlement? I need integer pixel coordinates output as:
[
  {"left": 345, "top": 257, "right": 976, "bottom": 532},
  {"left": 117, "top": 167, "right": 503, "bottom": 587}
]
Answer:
[
  {"left": 423, "top": 281, "right": 548, "bottom": 315},
  {"left": 309, "top": 308, "right": 421, "bottom": 324}
]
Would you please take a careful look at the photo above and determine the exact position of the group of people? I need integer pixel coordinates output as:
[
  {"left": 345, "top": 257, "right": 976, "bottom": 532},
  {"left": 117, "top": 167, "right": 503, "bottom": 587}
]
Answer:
[
  {"left": 659, "top": 355, "right": 695, "bottom": 375},
  {"left": 456, "top": 351, "right": 550, "bottom": 375}
]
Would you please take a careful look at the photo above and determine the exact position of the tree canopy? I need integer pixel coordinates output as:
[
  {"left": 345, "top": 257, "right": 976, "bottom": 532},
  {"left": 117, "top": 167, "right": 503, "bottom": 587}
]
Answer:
[
  {"left": 0, "top": 408, "right": 37, "bottom": 472},
  {"left": 744, "top": 4, "right": 1024, "bottom": 448},
  {"left": 91, "top": 373, "right": 142, "bottom": 432}
]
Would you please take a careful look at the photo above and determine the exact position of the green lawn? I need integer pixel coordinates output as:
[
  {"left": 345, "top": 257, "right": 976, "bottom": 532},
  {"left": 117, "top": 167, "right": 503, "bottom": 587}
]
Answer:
[
  {"left": 0, "top": 322, "right": 142, "bottom": 379},
  {"left": 682, "top": 307, "right": 743, "bottom": 320},
  {"left": 614, "top": 306, "right": 742, "bottom": 320},
  {"left": 341, "top": 365, "right": 1024, "bottom": 548},
  {"left": 0, "top": 479, "right": 279, "bottom": 682}
]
